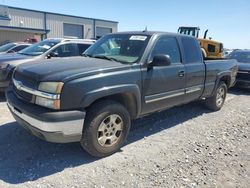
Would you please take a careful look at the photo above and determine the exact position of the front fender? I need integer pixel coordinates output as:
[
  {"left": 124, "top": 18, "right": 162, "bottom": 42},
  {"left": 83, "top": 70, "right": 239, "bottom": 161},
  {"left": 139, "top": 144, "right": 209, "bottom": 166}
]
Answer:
[{"left": 81, "top": 84, "right": 141, "bottom": 115}]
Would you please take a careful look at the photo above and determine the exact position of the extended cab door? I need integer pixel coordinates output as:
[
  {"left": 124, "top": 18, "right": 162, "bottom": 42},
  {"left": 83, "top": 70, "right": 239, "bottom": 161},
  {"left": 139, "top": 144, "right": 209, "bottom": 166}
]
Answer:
[
  {"left": 141, "top": 36, "right": 186, "bottom": 115},
  {"left": 181, "top": 37, "right": 205, "bottom": 103}
]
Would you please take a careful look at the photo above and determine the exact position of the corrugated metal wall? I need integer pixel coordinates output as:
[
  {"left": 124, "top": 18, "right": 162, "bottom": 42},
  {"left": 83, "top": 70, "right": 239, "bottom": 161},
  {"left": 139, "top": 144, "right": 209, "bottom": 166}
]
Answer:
[
  {"left": 0, "top": 30, "right": 34, "bottom": 44},
  {"left": 7, "top": 8, "right": 44, "bottom": 29}
]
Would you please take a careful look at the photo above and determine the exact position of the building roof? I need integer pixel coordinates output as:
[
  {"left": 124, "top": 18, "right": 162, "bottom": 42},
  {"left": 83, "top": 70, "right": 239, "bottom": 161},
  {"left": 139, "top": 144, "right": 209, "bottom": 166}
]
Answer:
[{"left": 5, "top": 5, "right": 118, "bottom": 24}]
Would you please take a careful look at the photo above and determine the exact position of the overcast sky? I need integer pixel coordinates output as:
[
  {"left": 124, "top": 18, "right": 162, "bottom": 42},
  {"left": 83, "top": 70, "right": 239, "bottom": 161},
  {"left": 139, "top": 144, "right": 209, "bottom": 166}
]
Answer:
[{"left": 1, "top": 0, "right": 250, "bottom": 49}]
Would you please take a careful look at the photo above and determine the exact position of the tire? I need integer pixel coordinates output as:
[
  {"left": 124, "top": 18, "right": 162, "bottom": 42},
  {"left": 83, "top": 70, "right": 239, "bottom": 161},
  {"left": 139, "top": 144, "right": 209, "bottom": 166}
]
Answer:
[
  {"left": 80, "top": 100, "right": 131, "bottom": 157},
  {"left": 205, "top": 81, "right": 227, "bottom": 111}
]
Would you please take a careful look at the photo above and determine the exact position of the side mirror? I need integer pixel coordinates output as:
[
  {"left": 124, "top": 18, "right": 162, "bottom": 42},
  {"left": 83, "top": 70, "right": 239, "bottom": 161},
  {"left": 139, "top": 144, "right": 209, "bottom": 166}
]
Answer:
[
  {"left": 47, "top": 52, "right": 59, "bottom": 59},
  {"left": 149, "top": 54, "right": 171, "bottom": 67}
]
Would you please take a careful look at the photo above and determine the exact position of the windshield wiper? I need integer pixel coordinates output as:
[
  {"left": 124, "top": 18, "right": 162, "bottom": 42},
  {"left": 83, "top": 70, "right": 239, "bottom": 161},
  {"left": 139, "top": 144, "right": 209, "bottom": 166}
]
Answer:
[
  {"left": 82, "top": 54, "right": 93, "bottom": 57},
  {"left": 93, "top": 55, "right": 119, "bottom": 62},
  {"left": 18, "top": 52, "right": 30, "bottom": 56}
]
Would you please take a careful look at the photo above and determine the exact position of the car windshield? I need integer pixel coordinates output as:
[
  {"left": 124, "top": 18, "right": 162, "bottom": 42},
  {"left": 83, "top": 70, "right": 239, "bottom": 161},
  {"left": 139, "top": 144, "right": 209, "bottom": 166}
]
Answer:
[
  {"left": 0, "top": 43, "right": 16, "bottom": 52},
  {"left": 83, "top": 34, "right": 151, "bottom": 64},
  {"left": 18, "top": 40, "right": 60, "bottom": 56},
  {"left": 228, "top": 52, "right": 250, "bottom": 63}
]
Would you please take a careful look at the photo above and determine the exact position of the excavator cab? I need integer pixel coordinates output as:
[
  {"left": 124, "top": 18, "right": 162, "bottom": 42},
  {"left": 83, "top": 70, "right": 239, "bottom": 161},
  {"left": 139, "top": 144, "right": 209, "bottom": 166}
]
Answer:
[
  {"left": 178, "top": 26, "right": 223, "bottom": 59},
  {"left": 178, "top": 27, "right": 200, "bottom": 38}
]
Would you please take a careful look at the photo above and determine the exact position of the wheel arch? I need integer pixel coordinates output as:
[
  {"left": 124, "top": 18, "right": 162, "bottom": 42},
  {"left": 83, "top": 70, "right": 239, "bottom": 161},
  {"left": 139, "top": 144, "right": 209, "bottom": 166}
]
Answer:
[
  {"left": 81, "top": 85, "right": 141, "bottom": 119},
  {"left": 212, "top": 73, "right": 231, "bottom": 96}
]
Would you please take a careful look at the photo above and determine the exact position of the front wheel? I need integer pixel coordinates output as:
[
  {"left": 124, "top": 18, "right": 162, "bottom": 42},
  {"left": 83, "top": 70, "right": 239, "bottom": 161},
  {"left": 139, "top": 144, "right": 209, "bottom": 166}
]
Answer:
[
  {"left": 80, "top": 100, "right": 131, "bottom": 157},
  {"left": 205, "top": 82, "right": 227, "bottom": 111}
]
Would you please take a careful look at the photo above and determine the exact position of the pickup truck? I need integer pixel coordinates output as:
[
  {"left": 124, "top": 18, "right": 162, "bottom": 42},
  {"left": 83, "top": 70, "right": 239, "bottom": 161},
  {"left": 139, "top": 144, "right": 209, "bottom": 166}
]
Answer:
[{"left": 6, "top": 31, "right": 238, "bottom": 157}]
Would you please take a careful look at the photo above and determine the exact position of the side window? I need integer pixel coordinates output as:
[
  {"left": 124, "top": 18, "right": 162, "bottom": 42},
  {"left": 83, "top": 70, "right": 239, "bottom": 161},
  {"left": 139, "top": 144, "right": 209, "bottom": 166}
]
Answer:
[
  {"left": 150, "top": 36, "right": 181, "bottom": 64},
  {"left": 77, "top": 44, "right": 91, "bottom": 55},
  {"left": 11, "top": 45, "right": 29, "bottom": 52},
  {"left": 52, "top": 44, "right": 77, "bottom": 57},
  {"left": 208, "top": 44, "right": 216, "bottom": 52},
  {"left": 181, "top": 37, "right": 202, "bottom": 63}
]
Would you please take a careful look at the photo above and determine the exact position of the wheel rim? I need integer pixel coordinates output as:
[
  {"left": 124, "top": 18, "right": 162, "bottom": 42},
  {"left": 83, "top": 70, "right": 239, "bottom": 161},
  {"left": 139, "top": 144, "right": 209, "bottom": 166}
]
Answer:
[
  {"left": 97, "top": 114, "right": 123, "bottom": 147},
  {"left": 216, "top": 87, "right": 225, "bottom": 107}
]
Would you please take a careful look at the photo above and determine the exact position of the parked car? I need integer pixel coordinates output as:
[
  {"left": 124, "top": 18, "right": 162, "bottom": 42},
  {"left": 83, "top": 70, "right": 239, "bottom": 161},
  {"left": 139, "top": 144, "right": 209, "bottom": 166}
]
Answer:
[
  {"left": 0, "top": 42, "right": 31, "bottom": 55},
  {"left": 24, "top": 38, "right": 38, "bottom": 44},
  {"left": 0, "top": 38, "right": 95, "bottom": 91},
  {"left": 227, "top": 50, "right": 250, "bottom": 88},
  {"left": 6, "top": 31, "right": 237, "bottom": 157}
]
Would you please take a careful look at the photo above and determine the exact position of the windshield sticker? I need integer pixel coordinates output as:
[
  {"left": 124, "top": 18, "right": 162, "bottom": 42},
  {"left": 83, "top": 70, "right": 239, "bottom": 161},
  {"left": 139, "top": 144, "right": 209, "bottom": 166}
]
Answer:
[
  {"left": 41, "top": 45, "right": 51, "bottom": 49},
  {"left": 129, "top": 36, "right": 147, "bottom": 41}
]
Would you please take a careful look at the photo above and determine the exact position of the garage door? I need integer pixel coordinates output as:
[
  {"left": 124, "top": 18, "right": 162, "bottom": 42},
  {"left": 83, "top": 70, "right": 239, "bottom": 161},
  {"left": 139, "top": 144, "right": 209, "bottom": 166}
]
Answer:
[
  {"left": 63, "top": 23, "right": 84, "bottom": 39},
  {"left": 96, "top": 27, "right": 112, "bottom": 39}
]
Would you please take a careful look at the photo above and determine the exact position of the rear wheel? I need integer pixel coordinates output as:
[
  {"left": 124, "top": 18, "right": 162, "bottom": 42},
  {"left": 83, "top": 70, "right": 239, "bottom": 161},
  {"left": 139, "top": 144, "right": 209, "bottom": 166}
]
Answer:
[
  {"left": 80, "top": 100, "right": 131, "bottom": 157},
  {"left": 205, "top": 82, "right": 227, "bottom": 111}
]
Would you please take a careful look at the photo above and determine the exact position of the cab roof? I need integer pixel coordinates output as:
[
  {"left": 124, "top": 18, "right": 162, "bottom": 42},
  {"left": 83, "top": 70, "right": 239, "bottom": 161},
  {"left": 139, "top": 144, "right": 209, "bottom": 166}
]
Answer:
[{"left": 110, "top": 31, "right": 192, "bottom": 38}]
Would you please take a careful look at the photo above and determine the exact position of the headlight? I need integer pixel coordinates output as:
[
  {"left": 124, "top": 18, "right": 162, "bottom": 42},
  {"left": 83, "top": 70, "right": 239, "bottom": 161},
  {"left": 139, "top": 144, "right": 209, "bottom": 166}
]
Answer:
[
  {"left": 38, "top": 82, "right": 64, "bottom": 94},
  {"left": 36, "top": 82, "right": 64, "bottom": 109},
  {"left": 35, "top": 96, "right": 60, "bottom": 109}
]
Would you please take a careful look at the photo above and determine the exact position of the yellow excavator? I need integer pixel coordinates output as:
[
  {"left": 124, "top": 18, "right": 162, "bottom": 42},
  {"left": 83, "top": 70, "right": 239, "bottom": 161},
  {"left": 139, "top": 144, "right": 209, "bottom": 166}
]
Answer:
[{"left": 178, "top": 26, "right": 223, "bottom": 59}]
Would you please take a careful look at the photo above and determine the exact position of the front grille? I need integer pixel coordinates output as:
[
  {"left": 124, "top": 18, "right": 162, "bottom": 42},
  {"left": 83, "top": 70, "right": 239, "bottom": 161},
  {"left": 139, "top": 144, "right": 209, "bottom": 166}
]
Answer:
[
  {"left": 14, "top": 71, "right": 38, "bottom": 89},
  {"left": 13, "top": 71, "right": 38, "bottom": 103},
  {"left": 14, "top": 86, "right": 34, "bottom": 103},
  {"left": 237, "top": 72, "right": 250, "bottom": 81}
]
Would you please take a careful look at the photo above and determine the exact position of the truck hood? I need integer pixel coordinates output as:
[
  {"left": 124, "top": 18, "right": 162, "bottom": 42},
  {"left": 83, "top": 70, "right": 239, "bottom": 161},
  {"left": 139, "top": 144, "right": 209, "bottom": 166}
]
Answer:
[
  {"left": 15, "top": 56, "right": 131, "bottom": 82},
  {"left": 238, "top": 63, "right": 250, "bottom": 71},
  {"left": 0, "top": 53, "right": 33, "bottom": 66}
]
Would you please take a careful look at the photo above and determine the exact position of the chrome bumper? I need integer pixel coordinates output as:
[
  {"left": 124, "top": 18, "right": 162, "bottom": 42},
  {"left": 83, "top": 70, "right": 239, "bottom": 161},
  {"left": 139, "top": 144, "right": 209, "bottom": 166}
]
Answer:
[{"left": 7, "top": 101, "right": 85, "bottom": 143}]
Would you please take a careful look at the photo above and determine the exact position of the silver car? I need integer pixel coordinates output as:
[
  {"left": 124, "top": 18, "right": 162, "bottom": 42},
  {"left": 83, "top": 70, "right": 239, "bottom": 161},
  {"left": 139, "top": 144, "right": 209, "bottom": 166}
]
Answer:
[{"left": 0, "top": 38, "right": 95, "bottom": 91}]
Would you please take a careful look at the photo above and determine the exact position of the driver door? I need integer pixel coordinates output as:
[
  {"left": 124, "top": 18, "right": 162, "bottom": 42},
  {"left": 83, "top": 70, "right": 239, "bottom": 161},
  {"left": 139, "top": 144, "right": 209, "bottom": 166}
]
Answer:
[{"left": 141, "top": 36, "right": 186, "bottom": 115}]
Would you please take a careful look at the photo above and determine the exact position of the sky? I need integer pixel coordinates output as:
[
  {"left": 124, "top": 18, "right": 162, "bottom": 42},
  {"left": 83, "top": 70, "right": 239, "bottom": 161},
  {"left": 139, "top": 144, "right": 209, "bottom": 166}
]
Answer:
[{"left": 1, "top": 0, "right": 250, "bottom": 49}]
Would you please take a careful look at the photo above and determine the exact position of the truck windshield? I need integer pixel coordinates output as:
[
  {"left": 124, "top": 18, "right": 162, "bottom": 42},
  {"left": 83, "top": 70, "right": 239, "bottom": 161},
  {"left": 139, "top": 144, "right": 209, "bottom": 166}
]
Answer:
[
  {"left": 0, "top": 43, "right": 15, "bottom": 52},
  {"left": 83, "top": 34, "right": 151, "bottom": 64},
  {"left": 18, "top": 40, "right": 59, "bottom": 56}
]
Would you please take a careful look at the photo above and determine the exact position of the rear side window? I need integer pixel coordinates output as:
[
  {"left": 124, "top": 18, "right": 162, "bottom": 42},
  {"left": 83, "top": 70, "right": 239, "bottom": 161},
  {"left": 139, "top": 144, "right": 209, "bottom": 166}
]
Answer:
[
  {"left": 150, "top": 36, "right": 181, "bottom": 63},
  {"left": 11, "top": 45, "right": 29, "bottom": 52},
  {"left": 78, "top": 43, "right": 91, "bottom": 55},
  {"left": 181, "top": 37, "right": 202, "bottom": 63}
]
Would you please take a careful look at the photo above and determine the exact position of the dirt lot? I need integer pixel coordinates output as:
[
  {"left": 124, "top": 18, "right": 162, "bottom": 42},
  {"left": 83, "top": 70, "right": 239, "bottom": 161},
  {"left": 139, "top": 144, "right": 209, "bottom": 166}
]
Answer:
[{"left": 0, "top": 89, "right": 249, "bottom": 188}]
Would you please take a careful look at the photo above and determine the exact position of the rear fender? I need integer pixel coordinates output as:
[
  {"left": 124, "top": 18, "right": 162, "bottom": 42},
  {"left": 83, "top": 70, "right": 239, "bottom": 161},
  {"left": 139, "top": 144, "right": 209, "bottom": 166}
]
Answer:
[{"left": 212, "top": 71, "right": 231, "bottom": 96}]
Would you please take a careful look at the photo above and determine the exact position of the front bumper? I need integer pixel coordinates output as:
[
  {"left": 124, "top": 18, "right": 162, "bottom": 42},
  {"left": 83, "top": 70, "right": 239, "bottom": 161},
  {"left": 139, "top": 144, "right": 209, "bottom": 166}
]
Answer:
[{"left": 6, "top": 89, "right": 86, "bottom": 143}]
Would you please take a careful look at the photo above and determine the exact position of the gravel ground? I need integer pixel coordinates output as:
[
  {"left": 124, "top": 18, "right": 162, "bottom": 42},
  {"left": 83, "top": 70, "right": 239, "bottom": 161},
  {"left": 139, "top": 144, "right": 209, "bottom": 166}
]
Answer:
[{"left": 0, "top": 89, "right": 249, "bottom": 188}]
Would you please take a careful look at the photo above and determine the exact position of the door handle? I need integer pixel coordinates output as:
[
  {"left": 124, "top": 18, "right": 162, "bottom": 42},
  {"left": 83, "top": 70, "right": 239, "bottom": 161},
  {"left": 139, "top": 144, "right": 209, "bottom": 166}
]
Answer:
[{"left": 178, "top": 70, "right": 185, "bottom": 77}]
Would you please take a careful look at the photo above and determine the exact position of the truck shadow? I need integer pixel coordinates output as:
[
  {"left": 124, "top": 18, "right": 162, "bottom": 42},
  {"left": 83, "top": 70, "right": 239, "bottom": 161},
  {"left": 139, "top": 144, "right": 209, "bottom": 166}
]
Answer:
[
  {"left": 0, "top": 101, "right": 211, "bottom": 184},
  {"left": 0, "top": 93, "right": 6, "bottom": 102},
  {"left": 228, "top": 87, "right": 250, "bottom": 96}
]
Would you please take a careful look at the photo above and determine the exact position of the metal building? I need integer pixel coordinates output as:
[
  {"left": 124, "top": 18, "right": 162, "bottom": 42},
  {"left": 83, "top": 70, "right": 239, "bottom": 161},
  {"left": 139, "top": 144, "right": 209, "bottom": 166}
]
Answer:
[{"left": 0, "top": 5, "right": 118, "bottom": 44}]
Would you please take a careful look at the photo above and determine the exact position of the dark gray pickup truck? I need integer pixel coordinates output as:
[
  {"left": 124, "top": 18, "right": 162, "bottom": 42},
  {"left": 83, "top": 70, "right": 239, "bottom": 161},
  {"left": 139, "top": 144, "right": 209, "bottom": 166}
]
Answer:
[{"left": 6, "top": 31, "right": 238, "bottom": 157}]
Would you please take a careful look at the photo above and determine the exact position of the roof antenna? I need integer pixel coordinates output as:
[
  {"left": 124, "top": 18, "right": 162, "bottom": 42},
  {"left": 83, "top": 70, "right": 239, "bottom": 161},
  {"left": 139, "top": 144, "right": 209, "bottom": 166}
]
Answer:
[{"left": 143, "top": 26, "right": 148, "bottom": 32}]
